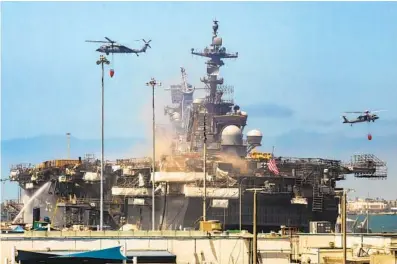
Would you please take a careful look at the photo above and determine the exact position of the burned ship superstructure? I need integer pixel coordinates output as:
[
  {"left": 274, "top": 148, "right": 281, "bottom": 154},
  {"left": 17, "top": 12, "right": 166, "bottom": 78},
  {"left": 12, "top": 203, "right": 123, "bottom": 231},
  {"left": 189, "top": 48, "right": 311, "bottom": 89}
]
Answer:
[
  {"left": 112, "top": 20, "right": 388, "bottom": 232},
  {"left": 9, "top": 155, "right": 123, "bottom": 229},
  {"left": 8, "top": 20, "right": 388, "bottom": 232}
]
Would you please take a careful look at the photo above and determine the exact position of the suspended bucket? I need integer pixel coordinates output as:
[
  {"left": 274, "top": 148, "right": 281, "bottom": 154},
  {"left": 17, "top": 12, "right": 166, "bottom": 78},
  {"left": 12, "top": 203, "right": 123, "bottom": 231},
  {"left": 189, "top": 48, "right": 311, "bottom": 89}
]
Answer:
[
  {"left": 109, "top": 69, "right": 115, "bottom": 78},
  {"left": 367, "top": 133, "right": 372, "bottom": 141}
]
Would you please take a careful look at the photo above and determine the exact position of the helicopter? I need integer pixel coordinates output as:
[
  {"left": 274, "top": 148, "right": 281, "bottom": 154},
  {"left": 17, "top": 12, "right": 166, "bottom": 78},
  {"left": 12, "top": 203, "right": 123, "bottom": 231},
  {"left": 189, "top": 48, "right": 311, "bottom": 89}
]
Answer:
[
  {"left": 85, "top": 37, "right": 151, "bottom": 56},
  {"left": 342, "top": 110, "right": 386, "bottom": 126}
]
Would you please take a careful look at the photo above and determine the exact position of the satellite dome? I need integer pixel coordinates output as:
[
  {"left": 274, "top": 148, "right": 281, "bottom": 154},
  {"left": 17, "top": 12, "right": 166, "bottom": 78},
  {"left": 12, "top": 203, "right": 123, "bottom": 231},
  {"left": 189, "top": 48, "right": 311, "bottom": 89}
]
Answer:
[
  {"left": 240, "top": 111, "right": 247, "bottom": 116},
  {"left": 247, "top": 129, "right": 263, "bottom": 137},
  {"left": 247, "top": 129, "right": 263, "bottom": 146},
  {"left": 221, "top": 125, "right": 243, "bottom": 146}
]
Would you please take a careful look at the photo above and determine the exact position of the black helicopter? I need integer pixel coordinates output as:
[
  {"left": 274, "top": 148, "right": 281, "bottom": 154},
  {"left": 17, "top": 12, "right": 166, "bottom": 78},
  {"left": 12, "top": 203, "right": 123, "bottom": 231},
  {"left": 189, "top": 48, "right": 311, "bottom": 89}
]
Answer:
[
  {"left": 342, "top": 110, "right": 386, "bottom": 126},
  {"left": 86, "top": 37, "right": 151, "bottom": 56}
]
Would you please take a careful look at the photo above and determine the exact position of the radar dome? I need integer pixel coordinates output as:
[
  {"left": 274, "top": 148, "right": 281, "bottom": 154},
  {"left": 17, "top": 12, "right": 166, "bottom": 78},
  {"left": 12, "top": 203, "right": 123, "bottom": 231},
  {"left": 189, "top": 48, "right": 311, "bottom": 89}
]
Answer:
[
  {"left": 212, "top": 37, "right": 223, "bottom": 46},
  {"left": 221, "top": 125, "right": 243, "bottom": 146},
  {"left": 247, "top": 129, "right": 263, "bottom": 146},
  {"left": 241, "top": 111, "right": 247, "bottom": 116}
]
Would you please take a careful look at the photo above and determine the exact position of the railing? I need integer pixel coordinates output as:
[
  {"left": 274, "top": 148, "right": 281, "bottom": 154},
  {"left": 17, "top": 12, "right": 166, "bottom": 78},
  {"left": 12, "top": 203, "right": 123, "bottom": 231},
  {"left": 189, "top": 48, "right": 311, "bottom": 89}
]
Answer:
[
  {"left": 56, "top": 198, "right": 121, "bottom": 205},
  {"left": 10, "top": 163, "right": 34, "bottom": 170},
  {"left": 10, "top": 230, "right": 253, "bottom": 239}
]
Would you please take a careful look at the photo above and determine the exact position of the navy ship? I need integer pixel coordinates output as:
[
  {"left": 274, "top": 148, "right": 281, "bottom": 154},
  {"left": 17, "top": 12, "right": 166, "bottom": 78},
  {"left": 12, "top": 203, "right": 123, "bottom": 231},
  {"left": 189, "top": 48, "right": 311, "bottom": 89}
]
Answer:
[{"left": 9, "top": 20, "right": 388, "bottom": 232}]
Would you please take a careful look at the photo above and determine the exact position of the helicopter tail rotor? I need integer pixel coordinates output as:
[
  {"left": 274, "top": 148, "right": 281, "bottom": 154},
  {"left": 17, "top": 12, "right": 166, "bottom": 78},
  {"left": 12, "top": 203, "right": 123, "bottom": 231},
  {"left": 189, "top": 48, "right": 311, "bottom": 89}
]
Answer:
[{"left": 142, "top": 39, "right": 152, "bottom": 49}]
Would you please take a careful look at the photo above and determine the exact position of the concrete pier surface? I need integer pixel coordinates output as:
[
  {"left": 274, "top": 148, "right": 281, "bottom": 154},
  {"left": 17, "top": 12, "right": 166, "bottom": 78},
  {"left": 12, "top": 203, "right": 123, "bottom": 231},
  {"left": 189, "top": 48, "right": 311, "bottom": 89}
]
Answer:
[{"left": 1, "top": 231, "right": 397, "bottom": 263}]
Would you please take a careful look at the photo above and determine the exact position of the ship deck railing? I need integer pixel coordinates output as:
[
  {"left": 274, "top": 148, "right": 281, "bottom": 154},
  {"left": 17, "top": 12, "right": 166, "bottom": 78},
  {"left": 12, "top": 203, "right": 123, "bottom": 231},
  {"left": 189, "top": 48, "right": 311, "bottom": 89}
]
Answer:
[
  {"left": 56, "top": 198, "right": 123, "bottom": 206},
  {"left": 0, "top": 230, "right": 306, "bottom": 241},
  {"left": 0, "top": 230, "right": 258, "bottom": 239}
]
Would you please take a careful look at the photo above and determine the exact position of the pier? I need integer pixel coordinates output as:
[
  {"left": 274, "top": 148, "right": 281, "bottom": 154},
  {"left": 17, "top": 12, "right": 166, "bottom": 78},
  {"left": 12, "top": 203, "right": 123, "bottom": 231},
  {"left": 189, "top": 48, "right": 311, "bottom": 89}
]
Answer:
[{"left": 2, "top": 231, "right": 397, "bottom": 263}]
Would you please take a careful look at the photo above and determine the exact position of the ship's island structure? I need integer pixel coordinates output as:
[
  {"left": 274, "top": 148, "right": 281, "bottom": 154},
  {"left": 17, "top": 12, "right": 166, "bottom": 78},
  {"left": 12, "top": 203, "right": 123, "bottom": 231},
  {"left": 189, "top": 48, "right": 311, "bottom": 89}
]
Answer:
[{"left": 5, "top": 21, "right": 388, "bottom": 232}]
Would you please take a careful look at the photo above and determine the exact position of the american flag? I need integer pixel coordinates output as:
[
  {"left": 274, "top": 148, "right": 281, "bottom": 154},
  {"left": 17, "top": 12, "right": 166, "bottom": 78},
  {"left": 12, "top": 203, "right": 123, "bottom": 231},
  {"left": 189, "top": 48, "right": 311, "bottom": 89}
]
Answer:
[{"left": 267, "top": 158, "right": 279, "bottom": 175}]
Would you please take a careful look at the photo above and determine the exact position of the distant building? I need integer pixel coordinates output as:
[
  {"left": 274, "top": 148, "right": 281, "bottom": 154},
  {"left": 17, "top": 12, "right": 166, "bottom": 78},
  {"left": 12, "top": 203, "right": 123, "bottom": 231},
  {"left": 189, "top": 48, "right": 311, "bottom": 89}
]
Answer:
[
  {"left": 347, "top": 199, "right": 387, "bottom": 213},
  {"left": 387, "top": 199, "right": 397, "bottom": 208}
]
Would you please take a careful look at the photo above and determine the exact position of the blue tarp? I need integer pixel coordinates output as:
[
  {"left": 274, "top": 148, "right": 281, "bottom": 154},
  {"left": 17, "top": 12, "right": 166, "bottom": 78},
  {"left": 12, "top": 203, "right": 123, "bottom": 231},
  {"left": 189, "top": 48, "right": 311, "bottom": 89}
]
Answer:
[
  {"left": 17, "top": 246, "right": 127, "bottom": 262},
  {"left": 17, "top": 251, "right": 58, "bottom": 261},
  {"left": 12, "top": 226, "right": 25, "bottom": 232},
  {"left": 54, "top": 246, "right": 127, "bottom": 260}
]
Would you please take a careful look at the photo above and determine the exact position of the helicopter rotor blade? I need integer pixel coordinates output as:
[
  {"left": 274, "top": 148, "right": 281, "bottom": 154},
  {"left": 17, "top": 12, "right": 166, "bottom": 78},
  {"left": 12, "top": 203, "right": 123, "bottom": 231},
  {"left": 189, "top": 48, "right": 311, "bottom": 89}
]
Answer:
[
  {"left": 105, "top": 37, "right": 115, "bottom": 43},
  {"left": 343, "top": 109, "right": 387, "bottom": 114},
  {"left": 370, "top": 109, "right": 387, "bottom": 113},
  {"left": 86, "top": 40, "right": 110, "bottom": 43}
]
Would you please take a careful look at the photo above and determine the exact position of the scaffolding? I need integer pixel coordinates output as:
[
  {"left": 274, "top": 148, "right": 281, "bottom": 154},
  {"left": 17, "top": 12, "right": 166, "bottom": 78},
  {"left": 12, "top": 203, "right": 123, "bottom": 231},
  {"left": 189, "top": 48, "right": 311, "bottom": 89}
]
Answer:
[
  {"left": 10, "top": 163, "right": 34, "bottom": 170},
  {"left": 116, "top": 157, "right": 152, "bottom": 168},
  {"left": 281, "top": 158, "right": 331, "bottom": 213},
  {"left": 203, "top": 84, "right": 235, "bottom": 105},
  {"left": 347, "top": 154, "right": 387, "bottom": 179},
  {"left": 84, "top": 153, "right": 96, "bottom": 163}
]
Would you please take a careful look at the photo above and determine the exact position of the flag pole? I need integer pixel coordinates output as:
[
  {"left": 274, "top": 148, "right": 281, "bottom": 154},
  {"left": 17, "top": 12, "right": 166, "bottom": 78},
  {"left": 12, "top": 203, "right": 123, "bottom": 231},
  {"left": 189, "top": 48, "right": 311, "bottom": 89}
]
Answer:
[{"left": 268, "top": 146, "right": 279, "bottom": 176}]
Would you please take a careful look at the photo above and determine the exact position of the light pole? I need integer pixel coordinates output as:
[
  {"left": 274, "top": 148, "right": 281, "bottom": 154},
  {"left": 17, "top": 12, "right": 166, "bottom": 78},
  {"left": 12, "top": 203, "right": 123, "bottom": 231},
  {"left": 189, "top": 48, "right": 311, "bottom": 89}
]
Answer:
[
  {"left": 66, "top": 133, "right": 71, "bottom": 159},
  {"left": 146, "top": 78, "right": 162, "bottom": 231},
  {"left": 340, "top": 188, "right": 354, "bottom": 264},
  {"left": 96, "top": 55, "right": 110, "bottom": 231},
  {"left": 247, "top": 188, "right": 265, "bottom": 264},
  {"left": 202, "top": 107, "right": 207, "bottom": 222},
  {"left": 342, "top": 190, "right": 347, "bottom": 264},
  {"left": 239, "top": 177, "right": 248, "bottom": 231},
  {"left": 366, "top": 204, "right": 369, "bottom": 233}
]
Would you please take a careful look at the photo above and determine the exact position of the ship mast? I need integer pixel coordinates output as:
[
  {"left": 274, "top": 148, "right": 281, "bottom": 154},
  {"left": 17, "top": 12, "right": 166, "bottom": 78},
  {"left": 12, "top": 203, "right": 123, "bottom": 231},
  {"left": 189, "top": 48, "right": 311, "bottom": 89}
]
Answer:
[
  {"left": 191, "top": 20, "right": 239, "bottom": 224},
  {"left": 189, "top": 20, "right": 240, "bottom": 155},
  {"left": 191, "top": 20, "right": 238, "bottom": 108}
]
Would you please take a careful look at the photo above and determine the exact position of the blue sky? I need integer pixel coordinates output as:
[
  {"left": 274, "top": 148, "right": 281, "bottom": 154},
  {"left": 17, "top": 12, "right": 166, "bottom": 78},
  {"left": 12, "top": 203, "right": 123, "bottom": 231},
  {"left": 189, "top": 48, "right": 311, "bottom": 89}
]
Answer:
[{"left": 2, "top": 1, "right": 397, "bottom": 199}]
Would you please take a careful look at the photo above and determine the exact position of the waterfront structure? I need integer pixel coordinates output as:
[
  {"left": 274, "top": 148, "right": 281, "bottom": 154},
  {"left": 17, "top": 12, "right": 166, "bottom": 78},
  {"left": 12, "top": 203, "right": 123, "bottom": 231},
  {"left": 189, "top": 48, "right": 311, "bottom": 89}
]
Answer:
[
  {"left": 348, "top": 199, "right": 388, "bottom": 214},
  {"left": 2, "top": 231, "right": 397, "bottom": 264}
]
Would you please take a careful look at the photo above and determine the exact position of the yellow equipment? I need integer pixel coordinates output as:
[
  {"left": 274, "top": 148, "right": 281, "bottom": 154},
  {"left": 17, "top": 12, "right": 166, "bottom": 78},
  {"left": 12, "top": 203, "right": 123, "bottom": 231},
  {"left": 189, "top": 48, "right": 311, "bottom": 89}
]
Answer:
[
  {"left": 36, "top": 159, "right": 80, "bottom": 169},
  {"left": 249, "top": 151, "right": 272, "bottom": 161},
  {"left": 199, "top": 220, "right": 222, "bottom": 232}
]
